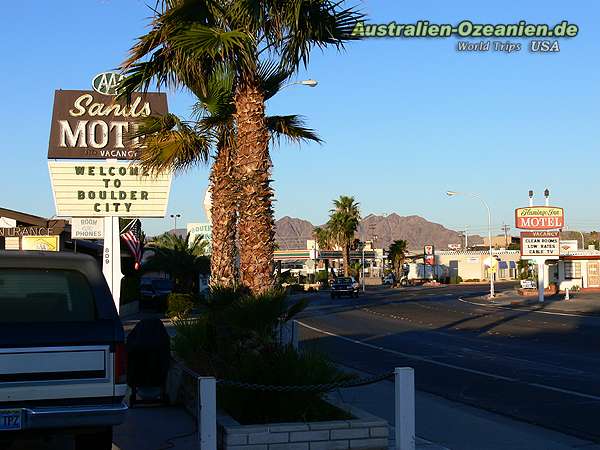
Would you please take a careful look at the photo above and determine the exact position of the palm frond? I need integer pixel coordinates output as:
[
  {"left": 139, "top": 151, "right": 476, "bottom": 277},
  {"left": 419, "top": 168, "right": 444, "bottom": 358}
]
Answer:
[
  {"left": 267, "top": 115, "right": 323, "bottom": 146},
  {"left": 278, "top": 0, "right": 366, "bottom": 70},
  {"left": 171, "top": 24, "right": 252, "bottom": 60},
  {"left": 130, "top": 114, "right": 212, "bottom": 175},
  {"left": 257, "top": 60, "right": 293, "bottom": 100}
]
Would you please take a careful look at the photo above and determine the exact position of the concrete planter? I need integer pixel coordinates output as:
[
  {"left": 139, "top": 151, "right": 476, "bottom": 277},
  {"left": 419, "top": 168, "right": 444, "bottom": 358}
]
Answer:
[
  {"left": 518, "top": 284, "right": 558, "bottom": 297},
  {"left": 167, "top": 359, "right": 389, "bottom": 450},
  {"left": 216, "top": 398, "right": 389, "bottom": 450}
]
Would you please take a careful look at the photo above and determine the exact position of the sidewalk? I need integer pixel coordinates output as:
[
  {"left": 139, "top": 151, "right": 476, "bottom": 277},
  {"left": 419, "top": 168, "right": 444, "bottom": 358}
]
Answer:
[
  {"left": 469, "top": 289, "right": 600, "bottom": 316},
  {"left": 113, "top": 405, "right": 197, "bottom": 450},
  {"left": 336, "top": 366, "right": 600, "bottom": 450}
]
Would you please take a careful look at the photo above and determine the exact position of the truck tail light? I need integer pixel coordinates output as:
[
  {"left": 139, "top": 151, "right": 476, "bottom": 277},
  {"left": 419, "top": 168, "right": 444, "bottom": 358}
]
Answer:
[{"left": 114, "top": 343, "right": 127, "bottom": 385}]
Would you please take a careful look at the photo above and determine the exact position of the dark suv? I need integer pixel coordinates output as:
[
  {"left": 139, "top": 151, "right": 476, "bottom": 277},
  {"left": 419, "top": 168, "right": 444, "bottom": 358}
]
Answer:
[
  {"left": 0, "top": 251, "right": 127, "bottom": 450},
  {"left": 330, "top": 276, "right": 360, "bottom": 298}
]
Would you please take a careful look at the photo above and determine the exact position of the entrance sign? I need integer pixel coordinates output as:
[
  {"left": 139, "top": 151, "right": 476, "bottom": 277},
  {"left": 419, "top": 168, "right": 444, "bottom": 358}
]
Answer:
[
  {"left": 515, "top": 206, "right": 564, "bottom": 230},
  {"left": 71, "top": 217, "right": 104, "bottom": 239},
  {"left": 47, "top": 90, "right": 168, "bottom": 160},
  {"left": 520, "top": 231, "right": 560, "bottom": 257},
  {"left": 48, "top": 161, "right": 172, "bottom": 217}
]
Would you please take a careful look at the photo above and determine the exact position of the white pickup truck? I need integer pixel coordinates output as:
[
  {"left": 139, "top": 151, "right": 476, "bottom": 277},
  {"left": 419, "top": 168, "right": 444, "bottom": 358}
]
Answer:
[{"left": 0, "top": 251, "right": 127, "bottom": 450}]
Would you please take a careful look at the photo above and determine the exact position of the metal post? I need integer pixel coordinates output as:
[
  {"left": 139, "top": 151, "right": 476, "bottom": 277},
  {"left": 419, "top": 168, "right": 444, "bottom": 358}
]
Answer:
[
  {"left": 197, "top": 377, "right": 217, "bottom": 450},
  {"left": 102, "top": 217, "right": 122, "bottom": 313},
  {"left": 395, "top": 367, "right": 415, "bottom": 450},
  {"left": 361, "top": 224, "right": 366, "bottom": 292},
  {"left": 292, "top": 320, "right": 299, "bottom": 351},
  {"left": 565, "top": 288, "right": 570, "bottom": 300},
  {"left": 482, "top": 199, "right": 495, "bottom": 298},
  {"left": 537, "top": 259, "right": 545, "bottom": 304}
]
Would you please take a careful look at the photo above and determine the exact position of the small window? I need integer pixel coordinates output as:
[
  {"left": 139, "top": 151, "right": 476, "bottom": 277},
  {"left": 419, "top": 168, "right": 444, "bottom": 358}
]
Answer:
[
  {"left": 0, "top": 269, "right": 96, "bottom": 323},
  {"left": 564, "top": 262, "right": 582, "bottom": 279}
]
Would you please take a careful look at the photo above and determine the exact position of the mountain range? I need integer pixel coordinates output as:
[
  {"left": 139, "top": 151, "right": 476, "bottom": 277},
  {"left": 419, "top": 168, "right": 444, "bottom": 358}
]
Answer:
[{"left": 275, "top": 214, "right": 483, "bottom": 251}]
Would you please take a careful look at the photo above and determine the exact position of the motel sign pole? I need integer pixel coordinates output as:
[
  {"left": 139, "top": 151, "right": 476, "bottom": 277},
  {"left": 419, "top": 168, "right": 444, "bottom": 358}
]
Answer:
[{"left": 102, "top": 217, "right": 122, "bottom": 312}]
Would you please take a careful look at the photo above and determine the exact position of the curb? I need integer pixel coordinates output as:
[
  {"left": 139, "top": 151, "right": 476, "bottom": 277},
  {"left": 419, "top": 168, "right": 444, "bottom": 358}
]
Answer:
[{"left": 463, "top": 296, "right": 600, "bottom": 318}]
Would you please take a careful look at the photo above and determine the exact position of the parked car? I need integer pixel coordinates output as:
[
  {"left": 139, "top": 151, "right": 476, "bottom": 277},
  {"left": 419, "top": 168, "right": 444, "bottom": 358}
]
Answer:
[
  {"left": 331, "top": 277, "right": 360, "bottom": 298},
  {"left": 383, "top": 273, "right": 395, "bottom": 285},
  {"left": 0, "top": 251, "right": 127, "bottom": 450},
  {"left": 140, "top": 278, "right": 173, "bottom": 311}
]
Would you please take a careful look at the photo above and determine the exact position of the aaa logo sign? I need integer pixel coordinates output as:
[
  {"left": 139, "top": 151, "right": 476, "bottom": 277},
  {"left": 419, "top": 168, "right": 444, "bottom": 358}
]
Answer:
[{"left": 515, "top": 206, "right": 564, "bottom": 230}]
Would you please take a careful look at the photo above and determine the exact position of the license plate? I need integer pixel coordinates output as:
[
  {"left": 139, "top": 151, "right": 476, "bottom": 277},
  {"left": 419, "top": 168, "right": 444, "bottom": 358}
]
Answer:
[{"left": 0, "top": 409, "right": 22, "bottom": 431}]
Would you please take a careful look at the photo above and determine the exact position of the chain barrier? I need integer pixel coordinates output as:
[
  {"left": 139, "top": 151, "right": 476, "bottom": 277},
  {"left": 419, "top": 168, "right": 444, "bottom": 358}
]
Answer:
[{"left": 215, "top": 370, "right": 393, "bottom": 393}]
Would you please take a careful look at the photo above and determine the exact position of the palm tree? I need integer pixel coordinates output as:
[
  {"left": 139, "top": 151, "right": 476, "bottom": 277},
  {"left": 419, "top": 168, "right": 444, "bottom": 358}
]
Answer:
[
  {"left": 131, "top": 65, "right": 321, "bottom": 288},
  {"left": 388, "top": 240, "right": 408, "bottom": 281},
  {"left": 118, "top": 0, "right": 363, "bottom": 293},
  {"left": 144, "top": 232, "right": 210, "bottom": 293},
  {"left": 324, "top": 196, "right": 360, "bottom": 277}
]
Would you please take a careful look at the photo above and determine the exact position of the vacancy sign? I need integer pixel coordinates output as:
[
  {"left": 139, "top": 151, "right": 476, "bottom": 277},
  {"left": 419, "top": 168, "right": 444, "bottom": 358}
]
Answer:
[
  {"left": 49, "top": 161, "right": 172, "bottom": 217},
  {"left": 515, "top": 206, "right": 564, "bottom": 230},
  {"left": 520, "top": 231, "right": 560, "bottom": 258}
]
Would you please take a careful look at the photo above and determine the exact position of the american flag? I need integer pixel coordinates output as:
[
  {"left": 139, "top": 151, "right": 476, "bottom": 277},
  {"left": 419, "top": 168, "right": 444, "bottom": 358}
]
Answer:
[{"left": 121, "top": 219, "right": 143, "bottom": 270}]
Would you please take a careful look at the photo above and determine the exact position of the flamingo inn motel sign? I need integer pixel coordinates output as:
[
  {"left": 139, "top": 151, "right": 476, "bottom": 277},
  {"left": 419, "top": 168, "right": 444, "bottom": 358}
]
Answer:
[{"left": 515, "top": 206, "right": 564, "bottom": 303}]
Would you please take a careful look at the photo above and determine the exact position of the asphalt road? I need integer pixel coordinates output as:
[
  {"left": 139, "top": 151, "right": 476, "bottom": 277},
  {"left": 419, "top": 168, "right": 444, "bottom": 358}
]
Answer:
[{"left": 297, "top": 282, "right": 600, "bottom": 442}]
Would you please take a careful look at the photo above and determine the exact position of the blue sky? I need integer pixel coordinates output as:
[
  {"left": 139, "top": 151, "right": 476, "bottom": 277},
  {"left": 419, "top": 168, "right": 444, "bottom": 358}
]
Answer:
[{"left": 1, "top": 1, "right": 598, "bottom": 237}]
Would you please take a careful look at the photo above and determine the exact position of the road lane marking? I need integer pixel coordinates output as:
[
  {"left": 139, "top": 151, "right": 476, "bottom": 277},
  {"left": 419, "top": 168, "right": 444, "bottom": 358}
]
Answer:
[
  {"left": 458, "top": 297, "right": 600, "bottom": 319},
  {"left": 297, "top": 320, "right": 600, "bottom": 402},
  {"left": 297, "top": 320, "right": 517, "bottom": 382}
]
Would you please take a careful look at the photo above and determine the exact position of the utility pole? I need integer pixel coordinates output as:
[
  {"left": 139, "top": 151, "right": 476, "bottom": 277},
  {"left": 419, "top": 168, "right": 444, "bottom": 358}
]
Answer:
[
  {"left": 464, "top": 225, "right": 469, "bottom": 249},
  {"left": 501, "top": 223, "right": 510, "bottom": 248}
]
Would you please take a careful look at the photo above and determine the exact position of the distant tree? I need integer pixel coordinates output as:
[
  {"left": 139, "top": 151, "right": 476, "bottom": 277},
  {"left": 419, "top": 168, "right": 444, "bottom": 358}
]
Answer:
[
  {"left": 313, "top": 227, "right": 331, "bottom": 250},
  {"left": 144, "top": 233, "right": 210, "bottom": 293},
  {"left": 324, "top": 196, "right": 361, "bottom": 277},
  {"left": 388, "top": 240, "right": 409, "bottom": 280}
]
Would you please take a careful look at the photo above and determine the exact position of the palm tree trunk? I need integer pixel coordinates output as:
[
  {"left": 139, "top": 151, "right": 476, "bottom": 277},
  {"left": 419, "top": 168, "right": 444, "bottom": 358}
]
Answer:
[
  {"left": 209, "top": 141, "right": 238, "bottom": 287},
  {"left": 343, "top": 244, "right": 350, "bottom": 277},
  {"left": 234, "top": 76, "right": 275, "bottom": 294}
]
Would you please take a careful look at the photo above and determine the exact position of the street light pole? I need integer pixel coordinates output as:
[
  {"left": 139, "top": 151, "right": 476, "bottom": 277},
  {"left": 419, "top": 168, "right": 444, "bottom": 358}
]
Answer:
[
  {"left": 447, "top": 191, "right": 495, "bottom": 298},
  {"left": 361, "top": 222, "right": 366, "bottom": 293},
  {"left": 563, "top": 226, "right": 585, "bottom": 250},
  {"left": 170, "top": 213, "right": 181, "bottom": 231}
]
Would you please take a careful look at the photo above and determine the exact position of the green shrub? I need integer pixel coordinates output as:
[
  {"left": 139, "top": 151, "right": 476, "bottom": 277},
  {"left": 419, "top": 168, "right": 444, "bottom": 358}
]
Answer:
[
  {"left": 286, "top": 283, "right": 304, "bottom": 293},
  {"left": 166, "top": 293, "right": 195, "bottom": 318},
  {"left": 449, "top": 275, "right": 463, "bottom": 285},
  {"left": 171, "top": 287, "right": 352, "bottom": 423},
  {"left": 218, "top": 347, "right": 353, "bottom": 424}
]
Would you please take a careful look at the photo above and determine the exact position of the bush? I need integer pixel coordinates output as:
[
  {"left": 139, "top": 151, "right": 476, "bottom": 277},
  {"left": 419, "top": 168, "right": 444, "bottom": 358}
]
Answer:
[
  {"left": 166, "top": 293, "right": 195, "bottom": 319},
  {"left": 286, "top": 283, "right": 304, "bottom": 293},
  {"left": 172, "top": 287, "right": 352, "bottom": 424},
  {"left": 449, "top": 275, "right": 463, "bottom": 285}
]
